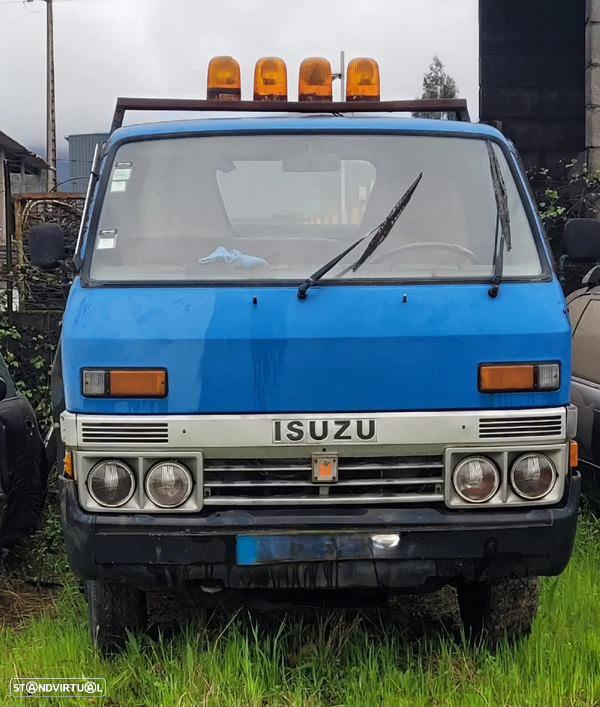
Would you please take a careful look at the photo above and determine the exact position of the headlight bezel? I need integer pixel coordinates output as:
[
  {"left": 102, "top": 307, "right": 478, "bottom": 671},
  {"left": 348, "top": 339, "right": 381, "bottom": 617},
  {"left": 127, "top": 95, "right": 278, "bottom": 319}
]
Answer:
[
  {"left": 77, "top": 452, "right": 203, "bottom": 514},
  {"left": 452, "top": 455, "right": 501, "bottom": 504},
  {"left": 444, "top": 445, "right": 567, "bottom": 509},
  {"left": 510, "top": 453, "right": 557, "bottom": 501},
  {"left": 86, "top": 459, "right": 136, "bottom": 508},
  {"left": 144, "top": 460, "right": 194, "bottom": 509}
]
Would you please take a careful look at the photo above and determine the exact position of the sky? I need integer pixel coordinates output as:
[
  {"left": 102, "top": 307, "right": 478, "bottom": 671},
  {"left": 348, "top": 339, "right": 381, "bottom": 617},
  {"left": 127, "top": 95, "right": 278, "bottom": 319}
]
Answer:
[{"left": 0, "top": 0, "right": 479, "bottom": 160}]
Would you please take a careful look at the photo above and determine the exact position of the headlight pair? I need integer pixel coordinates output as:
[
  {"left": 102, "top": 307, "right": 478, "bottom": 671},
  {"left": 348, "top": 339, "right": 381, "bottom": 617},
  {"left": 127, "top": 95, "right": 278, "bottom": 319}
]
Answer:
[
  {"left": 87, "top": 460, "right": 193, "bottom": 509},
  {"left": 453, "top": 453, "right": 556, "bottom": 504}
]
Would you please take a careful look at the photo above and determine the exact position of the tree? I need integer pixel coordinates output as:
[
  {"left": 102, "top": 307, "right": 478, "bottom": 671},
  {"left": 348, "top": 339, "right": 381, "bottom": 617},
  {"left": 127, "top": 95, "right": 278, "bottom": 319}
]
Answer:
[{"left": 412, "top": 55, "right": 459, "bottom": 120}]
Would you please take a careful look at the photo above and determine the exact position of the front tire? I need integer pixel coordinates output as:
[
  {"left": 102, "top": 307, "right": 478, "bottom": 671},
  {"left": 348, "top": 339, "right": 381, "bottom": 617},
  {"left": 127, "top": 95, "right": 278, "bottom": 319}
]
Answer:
[
  {"left": 457, "top": 577, "right": 540, "bottom": 643},
  {"left": 86, "top": 579, "right": 147, "bottom": 654}
]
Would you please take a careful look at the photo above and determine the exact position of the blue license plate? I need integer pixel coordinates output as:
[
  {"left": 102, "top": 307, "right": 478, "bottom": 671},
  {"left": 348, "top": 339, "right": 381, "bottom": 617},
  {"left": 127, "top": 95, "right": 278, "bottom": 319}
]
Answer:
[{"left": 236, "top": 533, "right": 399, "bottom": 565}]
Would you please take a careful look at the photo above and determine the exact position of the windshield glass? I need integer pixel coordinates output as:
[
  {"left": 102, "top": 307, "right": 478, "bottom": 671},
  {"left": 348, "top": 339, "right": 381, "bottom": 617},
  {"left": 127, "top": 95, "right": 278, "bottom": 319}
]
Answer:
[{"left": 89, "top": 133, "right": 543, "bottom": 283}]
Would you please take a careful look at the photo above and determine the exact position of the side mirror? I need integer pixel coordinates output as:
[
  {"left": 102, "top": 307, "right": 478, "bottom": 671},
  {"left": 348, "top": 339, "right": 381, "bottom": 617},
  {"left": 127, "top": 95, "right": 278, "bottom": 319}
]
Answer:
[
  {"left": 0, "top": 379, "right": 7, "bottom": 402},
  {"left": 29, "top": 223, "right": 65, "bottom": 271},
  {"left": 564, "top": 219, "right": 600, "bottom": 262}
]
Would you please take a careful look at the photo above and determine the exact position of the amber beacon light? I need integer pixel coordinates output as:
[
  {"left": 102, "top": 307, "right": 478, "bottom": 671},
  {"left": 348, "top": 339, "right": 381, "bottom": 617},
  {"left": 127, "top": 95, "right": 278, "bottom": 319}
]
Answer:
[
  {"left": 254, "top": 57, "right": 288, "bottom": 101},
  {"left": 298, "top": 57, "right": 333, "bottom": 102},
  {"left": 207, "top": 56, "right": 241, "bottom": 100},
  {"left": 346, "top": 57, "right": 380, "bottom": 101}
]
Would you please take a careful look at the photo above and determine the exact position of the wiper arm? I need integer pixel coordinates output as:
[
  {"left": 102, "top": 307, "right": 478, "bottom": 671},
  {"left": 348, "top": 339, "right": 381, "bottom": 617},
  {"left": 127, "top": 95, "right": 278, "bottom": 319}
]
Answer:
[
  {"left": 297, "top": 231, "right": 373, "bottom": 300},
  {"left": 486, "top": 141, "right": 512, "bottom": 298},
  {"left": 297, "top": 172, "right": 423, "bottom": 300}
]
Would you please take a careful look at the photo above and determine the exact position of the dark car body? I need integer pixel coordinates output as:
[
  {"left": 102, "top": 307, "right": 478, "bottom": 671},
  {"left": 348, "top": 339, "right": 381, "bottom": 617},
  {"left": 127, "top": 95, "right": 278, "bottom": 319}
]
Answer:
[
  {"left": 0, "top": 353, "right": 48, "bottom": 547},
  {"left": 567, "top": 285, "right": 600, "bottom": 496}
]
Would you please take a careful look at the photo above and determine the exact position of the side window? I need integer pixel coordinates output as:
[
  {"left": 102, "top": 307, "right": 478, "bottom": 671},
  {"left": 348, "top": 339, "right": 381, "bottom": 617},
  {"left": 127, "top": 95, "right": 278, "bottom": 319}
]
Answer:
[
  {"left": 572, "top": 299, "right": 600, "bottom": 384},
  {"left": 568, "top": 295, "right": 590, "bottom": 333},
  {"left": 0, "top": 354, "right": 17, "bottom": 398}
]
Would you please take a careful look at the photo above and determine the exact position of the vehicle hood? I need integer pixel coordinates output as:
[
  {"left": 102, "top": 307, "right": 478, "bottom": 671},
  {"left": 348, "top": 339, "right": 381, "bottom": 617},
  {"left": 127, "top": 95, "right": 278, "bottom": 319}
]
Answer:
[{"left": 62, "top": 280, "right": 571, "bottom": 414}]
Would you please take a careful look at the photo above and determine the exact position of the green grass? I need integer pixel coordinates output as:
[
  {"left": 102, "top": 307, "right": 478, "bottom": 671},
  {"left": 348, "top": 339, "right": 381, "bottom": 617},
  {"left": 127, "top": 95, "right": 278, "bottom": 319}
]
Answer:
[{"left": 2, "top": 515, "right": 600, "bottom": 707}]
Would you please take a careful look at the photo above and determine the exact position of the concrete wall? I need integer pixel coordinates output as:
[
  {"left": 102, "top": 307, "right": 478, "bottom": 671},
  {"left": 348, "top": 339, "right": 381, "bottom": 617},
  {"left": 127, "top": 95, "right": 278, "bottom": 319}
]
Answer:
[
  {"left": 0, "top": 147, "right": 6, "bottom": 248},
  {"left": 9, "top": 172, "right": 46, "bottom": 195},
  {"left": 480, "top": 0, "right": 586, "bottom": 171},
  {"left": 587, "top": 0, "right": 600, "bottom": 172}
]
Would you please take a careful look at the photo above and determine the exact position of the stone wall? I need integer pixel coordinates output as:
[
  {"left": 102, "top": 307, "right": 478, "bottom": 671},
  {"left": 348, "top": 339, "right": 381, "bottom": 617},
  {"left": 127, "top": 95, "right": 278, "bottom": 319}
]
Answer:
[
  {"left": 587, "top": 0, "right": 600, "bottom": 172},
  {"left": 480, "top": 0, "right": 586, "bottom": 171}
]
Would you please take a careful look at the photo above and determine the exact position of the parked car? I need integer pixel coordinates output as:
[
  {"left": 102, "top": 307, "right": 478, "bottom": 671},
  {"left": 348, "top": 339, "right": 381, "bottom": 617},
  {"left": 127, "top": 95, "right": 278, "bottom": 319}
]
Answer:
[
  {"left": 0, "top": 352, "right": 48, "bottom": 548},
  {"left": 568, "top": 264, "right": 600, "bottom": 498}
]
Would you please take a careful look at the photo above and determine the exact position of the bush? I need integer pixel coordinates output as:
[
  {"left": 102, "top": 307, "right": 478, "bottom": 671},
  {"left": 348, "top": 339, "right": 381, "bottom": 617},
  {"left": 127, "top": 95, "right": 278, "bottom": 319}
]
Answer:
[{"left": 528, "top": 159, "right": 600, "bottom": 295}]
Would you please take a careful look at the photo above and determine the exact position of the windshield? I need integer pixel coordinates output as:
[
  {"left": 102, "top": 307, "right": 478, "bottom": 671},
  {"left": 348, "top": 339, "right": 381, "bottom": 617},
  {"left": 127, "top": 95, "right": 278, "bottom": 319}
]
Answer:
[{"left": 88, "top": 133, "right": 543, "bottom": 283}]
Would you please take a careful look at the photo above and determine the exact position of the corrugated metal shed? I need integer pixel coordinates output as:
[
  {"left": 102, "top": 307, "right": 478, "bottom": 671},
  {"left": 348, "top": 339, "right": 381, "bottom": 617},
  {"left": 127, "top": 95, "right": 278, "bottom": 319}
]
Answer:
[{"left": 67, "top": 133, "right": 109, "bottom": 192}]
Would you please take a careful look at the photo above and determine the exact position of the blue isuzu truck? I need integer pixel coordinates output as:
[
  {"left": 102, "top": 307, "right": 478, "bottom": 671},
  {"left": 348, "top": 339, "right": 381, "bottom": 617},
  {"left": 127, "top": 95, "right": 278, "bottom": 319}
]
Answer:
[{"left": 30, "top": 56, "right": 600, "bottom": 651}]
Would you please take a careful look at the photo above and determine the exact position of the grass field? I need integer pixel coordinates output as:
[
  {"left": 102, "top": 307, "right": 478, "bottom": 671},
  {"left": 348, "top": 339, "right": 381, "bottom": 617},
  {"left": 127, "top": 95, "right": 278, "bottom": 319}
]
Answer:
[{"left": 1, "top": 514, "right": 600, "bottom": 707}]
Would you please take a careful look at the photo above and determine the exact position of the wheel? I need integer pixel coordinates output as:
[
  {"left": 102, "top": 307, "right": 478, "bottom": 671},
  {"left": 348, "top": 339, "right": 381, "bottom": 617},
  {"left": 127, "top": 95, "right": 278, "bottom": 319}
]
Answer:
[
  {"left": 457, "top": 577, "right": 540, "bottom": 643},
  {"left": 86, "top": 579, "right": 147, "bottom": 654}
]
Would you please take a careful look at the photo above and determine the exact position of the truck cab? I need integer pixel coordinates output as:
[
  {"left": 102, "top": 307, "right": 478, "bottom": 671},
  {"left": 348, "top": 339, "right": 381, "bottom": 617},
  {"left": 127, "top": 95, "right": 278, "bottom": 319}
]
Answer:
[{"left": 31, "top": 57, "right": 590, "bottom": 652}]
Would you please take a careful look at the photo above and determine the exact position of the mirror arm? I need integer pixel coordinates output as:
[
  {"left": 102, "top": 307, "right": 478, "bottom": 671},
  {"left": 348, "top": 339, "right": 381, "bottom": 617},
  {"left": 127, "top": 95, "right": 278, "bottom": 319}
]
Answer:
[
  {"left": 57, "top": 260, "right": 71, "bottom": 298},
  {"left": 558, "top": 254, "right": 570, "bottom": 285}
]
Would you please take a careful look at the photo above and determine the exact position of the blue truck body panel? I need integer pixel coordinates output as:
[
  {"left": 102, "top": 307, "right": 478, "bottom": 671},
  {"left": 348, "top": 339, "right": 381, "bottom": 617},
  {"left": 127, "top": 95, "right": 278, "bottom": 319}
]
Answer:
[{"left": 62, "top": 279, "right": 570, "bottom": 415}]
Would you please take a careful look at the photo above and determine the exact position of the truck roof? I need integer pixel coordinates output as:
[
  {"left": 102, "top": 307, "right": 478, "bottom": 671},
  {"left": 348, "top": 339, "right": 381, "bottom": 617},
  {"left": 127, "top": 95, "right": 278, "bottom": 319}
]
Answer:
[{"left": 109, "top": 114, "right": 506, "bottom": 147}]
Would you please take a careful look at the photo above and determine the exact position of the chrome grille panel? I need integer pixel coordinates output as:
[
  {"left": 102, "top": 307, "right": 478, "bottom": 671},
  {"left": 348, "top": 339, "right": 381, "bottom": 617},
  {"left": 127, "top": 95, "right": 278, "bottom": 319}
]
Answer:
[
  {"left": 81, "top": 422, "right": 169, "bottom": 445},
  {"left": 203, "top": 456, "right": 444, "bottom": 506},
  {"left": 478, "top": 415, "right": 562, "bottom": 439}
]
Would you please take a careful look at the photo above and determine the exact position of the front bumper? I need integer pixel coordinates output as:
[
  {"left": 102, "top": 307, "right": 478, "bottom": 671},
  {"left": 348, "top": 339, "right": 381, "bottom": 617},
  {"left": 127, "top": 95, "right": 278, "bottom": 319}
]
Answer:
[{"left": 59, "top": 471, "right": 581, "bottom": 592}]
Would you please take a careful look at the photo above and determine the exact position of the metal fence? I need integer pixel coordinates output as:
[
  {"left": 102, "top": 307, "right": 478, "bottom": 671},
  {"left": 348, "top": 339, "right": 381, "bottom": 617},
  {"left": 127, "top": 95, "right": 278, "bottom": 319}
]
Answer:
[{"left": 3, "top": 192, "right": 84, "bottom": 316}]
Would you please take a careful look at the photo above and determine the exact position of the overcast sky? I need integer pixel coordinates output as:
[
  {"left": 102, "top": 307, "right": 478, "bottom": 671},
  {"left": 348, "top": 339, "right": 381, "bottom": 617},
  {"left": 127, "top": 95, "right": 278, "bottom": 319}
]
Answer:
[{"left": 0, "top": 0, "right": 479, "bottom": 157}]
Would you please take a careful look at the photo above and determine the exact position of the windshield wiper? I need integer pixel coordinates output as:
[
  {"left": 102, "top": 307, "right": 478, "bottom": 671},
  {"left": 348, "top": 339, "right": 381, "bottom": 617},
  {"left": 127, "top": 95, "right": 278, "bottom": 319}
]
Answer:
[
  {"left": 350, "top": 172, "right": 423, "bottom": 274},
  {"left": 487, "top": 141, "right": 512, "bottom": 298},
  {"left": 297, "top": 172, "right": 423, "bottom": 300}
]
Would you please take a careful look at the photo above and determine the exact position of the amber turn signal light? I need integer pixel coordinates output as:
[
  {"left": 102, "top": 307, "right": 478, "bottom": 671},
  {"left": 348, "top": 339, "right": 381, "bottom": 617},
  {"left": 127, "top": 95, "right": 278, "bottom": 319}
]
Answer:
[
  {"left": 346, "top": 57, "right": 380, "bottom": 101},
  {"left": 570, "top": 441, "right": 579, "bottom": 468},
  {"left": 479, "top": 365, "right": 535, "bottom": 393},
  {"left": 207, "top": 56, "right": 241, "bottom": 100},
  {"left": 479, "top": 363, "right": 560, "bottom": 393},
  {"left": 82, "top": 369, "right": 167, "bottom": 398},
  {"left": 254, "top": 57, "right": 288, "bottom": 101},
  {"left": 299, "top": 57, "right": 333, "bottom": 102},
  {"left": 110, "top": 370, "right": 166, "bottom": 397},
  {"left": 64, "top": 452, "right": 73, "bottom": 478}
]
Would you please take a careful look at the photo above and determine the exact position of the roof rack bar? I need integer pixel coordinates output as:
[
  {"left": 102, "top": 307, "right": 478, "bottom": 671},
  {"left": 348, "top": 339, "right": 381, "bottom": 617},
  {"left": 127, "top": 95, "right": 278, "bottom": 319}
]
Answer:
[{"left": 110, "top": 97, "right": 471, "bottom": 132}]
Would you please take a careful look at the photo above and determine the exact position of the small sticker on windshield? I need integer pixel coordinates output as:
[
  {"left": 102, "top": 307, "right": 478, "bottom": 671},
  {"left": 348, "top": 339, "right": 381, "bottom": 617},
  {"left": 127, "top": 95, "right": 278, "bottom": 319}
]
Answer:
[
  {"left": 112, "top": 163, "right": 132, "bottom": 182},
  {"left": 110, "top": 180, "right": 127, "bottom": 193},
  {"left": 97, "top": 230, "right": 118, "bottom": 250}
]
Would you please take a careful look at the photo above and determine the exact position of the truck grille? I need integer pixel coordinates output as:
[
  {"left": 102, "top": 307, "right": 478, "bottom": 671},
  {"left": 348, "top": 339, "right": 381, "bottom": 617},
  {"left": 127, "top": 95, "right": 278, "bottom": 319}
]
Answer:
[
  {"left": 478, "top": 415, "right": 563, "bottom": 439},
  {"left": 202, "top": 456, "right": 444, "bottom": 506},
  {"left": 80, "top": 422, "right": 169, "bottom": 445}
]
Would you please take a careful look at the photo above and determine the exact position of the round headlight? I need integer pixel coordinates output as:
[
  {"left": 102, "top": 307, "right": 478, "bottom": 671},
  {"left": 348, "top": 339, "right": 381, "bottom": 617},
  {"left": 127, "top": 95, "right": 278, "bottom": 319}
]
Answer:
[
  {"left": 511, "top": 454, "right": 556, "bottom": 500},
  {"left": 453, "top": 456, "right": 500, "bottom": 503},
  {"left": 145, "top": 461, "right": 193, "bottom": 508},
  {"left": 88, "top": 460, "right": 135, "bottom": 508}
]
